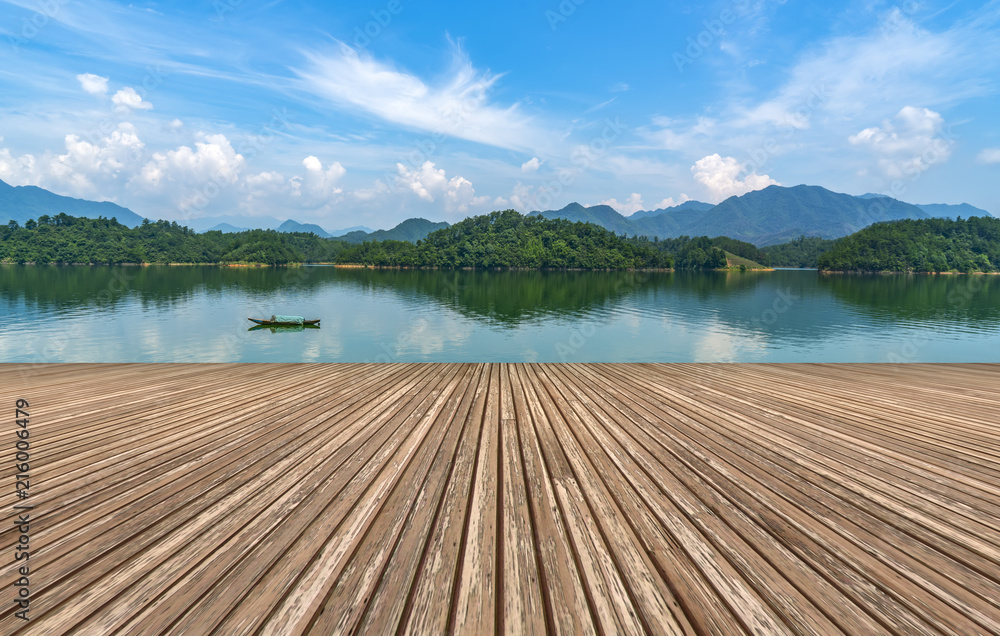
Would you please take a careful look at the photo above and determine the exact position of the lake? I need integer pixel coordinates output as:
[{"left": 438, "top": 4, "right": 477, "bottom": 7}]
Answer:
[{"left": 2, "top": 265, "right": 999, "bottom": 362}]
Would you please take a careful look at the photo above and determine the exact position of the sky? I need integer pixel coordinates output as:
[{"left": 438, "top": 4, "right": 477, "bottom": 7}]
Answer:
[{"left": 0, "top": 0, "right": 998, "bottom": 230}]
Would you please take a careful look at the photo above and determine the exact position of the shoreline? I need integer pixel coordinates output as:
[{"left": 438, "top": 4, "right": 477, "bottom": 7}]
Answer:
[
  {"left": 819, "top": 269, "right": 1000, "bottom": 275},
  {"left": 0, "top": 261, "right": 781, "bottom": 271}
]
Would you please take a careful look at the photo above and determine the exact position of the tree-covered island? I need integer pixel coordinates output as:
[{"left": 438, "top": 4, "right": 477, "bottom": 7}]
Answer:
[
  {"left": 7, "top": 210, "right": 994, "bottom": 272},
  {"left": 1, "top": 210, "right": 680, "bottom": 269},
  {"left": 334, "top": 210, "right": 673, "bottom": 269},
  {"left": 817, "top": 217, "right": 1000, "bottom": 273}
]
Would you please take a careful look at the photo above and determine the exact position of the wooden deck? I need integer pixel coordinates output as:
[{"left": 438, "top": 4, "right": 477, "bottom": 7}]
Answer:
[{"left": 3, "top": 363, "right": 1000, "bottom": 635}]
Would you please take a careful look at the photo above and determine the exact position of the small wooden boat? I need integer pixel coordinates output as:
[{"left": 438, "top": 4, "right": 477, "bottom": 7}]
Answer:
[
  {"left": 248, "top": 324, "right": 320, "bottom": 333},
  {"left": 247, "top": 315, "right": 321, "bottom": 326}
]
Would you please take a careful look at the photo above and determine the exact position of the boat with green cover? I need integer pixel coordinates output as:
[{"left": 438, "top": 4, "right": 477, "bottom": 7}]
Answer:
[{"left": 247, "top": 315, "right": 320, "bottom": 326}]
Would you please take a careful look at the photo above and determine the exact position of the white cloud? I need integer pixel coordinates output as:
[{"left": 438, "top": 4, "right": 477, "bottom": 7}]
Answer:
[
  {"left": 393, "top": 160, "right": 488, "bottom": 213},
  {"left": 297, "top": 44, "right": 549, "bottom": 152},
  {"left": 111, "top": 87, "right": 153, "bottom": 111},
  {"left": 396, "top": 161, "right": 447, "bottom": 202},
  {"left": 1, "top": 123, "right": 147, "bottom": 198},
  {"left": 596, "top": 193, "right": 693, "bottom": 215},
  {"left": 737, "top": 9, "right": 996, "bottom": 131},
  {"left": 641, "top": 116, "right": 716, "bottom": 152},
  {"left": 598, "top": 193, "right": 646, "bottom": 215},
  {"left": 641, "top": 6, "right": 1000, "bottom": 185},
  {"left": 444, "top": 176, "right": 489, "bottom": 213},
  {"left": 77, "top": 73, "right": 109, "bottom": 95},
  {"left": 977, "top": 148, "right": 1000, "bottom": 164},
  {"left": 352, "top": 179, "right": 390, "bottom": 202},
  {"left": 292, "top": 155, "right": 345, "bottom": 200},
  {"left": 653, "top": 194, "right": 691, "bottom": 209},
  {"left": 692, "top": 154, "right": 778, "bottom": 202},
  {"left": 848, "top": 106, "right": 953, "bottom": 180},
  {"left": 493, "top": 182, "right": 555, "bottom": 212},
  {"left": 244, "top": 171, "right": 286, "bottom": 195},
  {"left": 521, "top": 157, "right": 542, "bottom": 173},
  {"left": 135, "top": 133, "right": 244, "bottom": 191},
  {"left": 168, "top": 119, "right": 184, "bottom": 129},
  {"left": 0, "top": 146, "right": 39, "bottom": 186}
]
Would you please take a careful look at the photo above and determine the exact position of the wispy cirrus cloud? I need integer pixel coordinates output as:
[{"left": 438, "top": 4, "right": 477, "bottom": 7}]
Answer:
[
  {"left": 736, "top": 7, "right": 999, "bottom": 132},
  {"left": 294, "top": 43, "right": 552, "bottom": 153},
  {"left": 978, "top": 148, "right": 1000, "bottom": 164},
  {"left": 643, "top": 6, "right": 999, "bottom": 166}
]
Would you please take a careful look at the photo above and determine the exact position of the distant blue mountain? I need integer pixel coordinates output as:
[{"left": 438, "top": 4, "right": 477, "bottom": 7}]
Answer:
[
  {"left": 534, "top": 200, "right": 714, "bottom": 231},
  {"left": 190, "top": 215, "right": 375, "bottom": 236},
  {"left": 915, "top": 202, "right": 994, "bottom": 219},
  {"left": 329, "top": 225, "right": 374, "bottom": 236},
  {"left": 530, "top": 202, "right": 637, "bottom": 235},
  {"left": 857, "top": 194, "right": 993, "bottom": 219},
  {"left": 628, "top": 200, "right": 713, "bottom": 220},
  {"left": 205, "top": 223, "right": 247, "bottom": 233},
  {"left": 276, "top": 219, "right": 332, "bottom": 237},
  {"left": 686, "top": 185, "right": 930, "bottom": 245},
  {"left": 0, "top": 178, "right": 145, "bottom": 227},
  {"left": 339, "top": 218, "right": 450, "bottom": 243},
  {"left": 186, "top": 215, "right": 284, "bottom": 232},
  {"left": 536, "top": 185, "right": 941, "bottom": 245}
]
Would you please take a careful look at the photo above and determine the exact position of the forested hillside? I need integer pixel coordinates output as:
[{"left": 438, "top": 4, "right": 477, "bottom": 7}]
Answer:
[
  {"left": 335, "top": 210, "right": 673, "bottom": 269},
  {"left": 0, "top": 214, "right": 346, "bottom": 264},
  {"left": 763, "top": 236, "right": 837, "bottom": 267},
  {"left": 817, "top": 217, "right": 1000, "bottom": 272},
  {"left": 629, "top": 235, "right": 770, "bottom": 269}
]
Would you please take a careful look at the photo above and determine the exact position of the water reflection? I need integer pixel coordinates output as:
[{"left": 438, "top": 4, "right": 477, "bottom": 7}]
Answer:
[
  {"left": 2, "top": 265, "right": 1000, "bottom": 362},
  {"left": 248, "top": 324, "right": 321, "bottom": 334}
]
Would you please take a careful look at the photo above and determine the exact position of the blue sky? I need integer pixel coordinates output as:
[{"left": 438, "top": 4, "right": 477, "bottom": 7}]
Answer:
[{"left": 1, "top": 0, "right": 998, "bottom": 229}]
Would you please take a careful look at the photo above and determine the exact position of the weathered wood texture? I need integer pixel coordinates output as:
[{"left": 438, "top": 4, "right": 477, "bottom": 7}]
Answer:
[{"left": 2, "top": 363, "right": 999, "bottom": 635}]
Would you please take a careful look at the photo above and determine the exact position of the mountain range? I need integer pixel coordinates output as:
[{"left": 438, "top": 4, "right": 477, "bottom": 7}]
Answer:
[
  {"left": 0, "top": 179, "right": 145, "bottom": 227},
  {"left": 532, "top": 185, "right": 994, "bottom": 246},
  {"left": 2, "top": 178, "right": 994, "bottom": 247},
  {"left": 185, "top": 214, "right": 373, "bottom": 237},
  {"left": 337, "top": 218, "right": 451, "bottom": 244}
]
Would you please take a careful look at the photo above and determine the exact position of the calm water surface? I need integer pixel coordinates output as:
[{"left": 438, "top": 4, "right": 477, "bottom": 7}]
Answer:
[{"left": 2, "top": 265, "right": 999, "bottom": 362}]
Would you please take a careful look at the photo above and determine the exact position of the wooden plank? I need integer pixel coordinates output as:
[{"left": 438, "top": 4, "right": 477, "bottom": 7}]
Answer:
[
  {"left": 400, "top": 364, "right": 491, "bottom": 635},
  {"left": 450, "top": 363, "right": 501, "bottom": 634},
  {"left": 497, "top": 362, "right": 546, "bottom": 635},
  {"left": 509, "top": 362, "right": 597, "bottom": 636},
  {"left": 355, "top": 363, "right": 485, "bottom": 634},
  {"left": 304, "top": 363, "right": 470, "bottom": 634}
]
